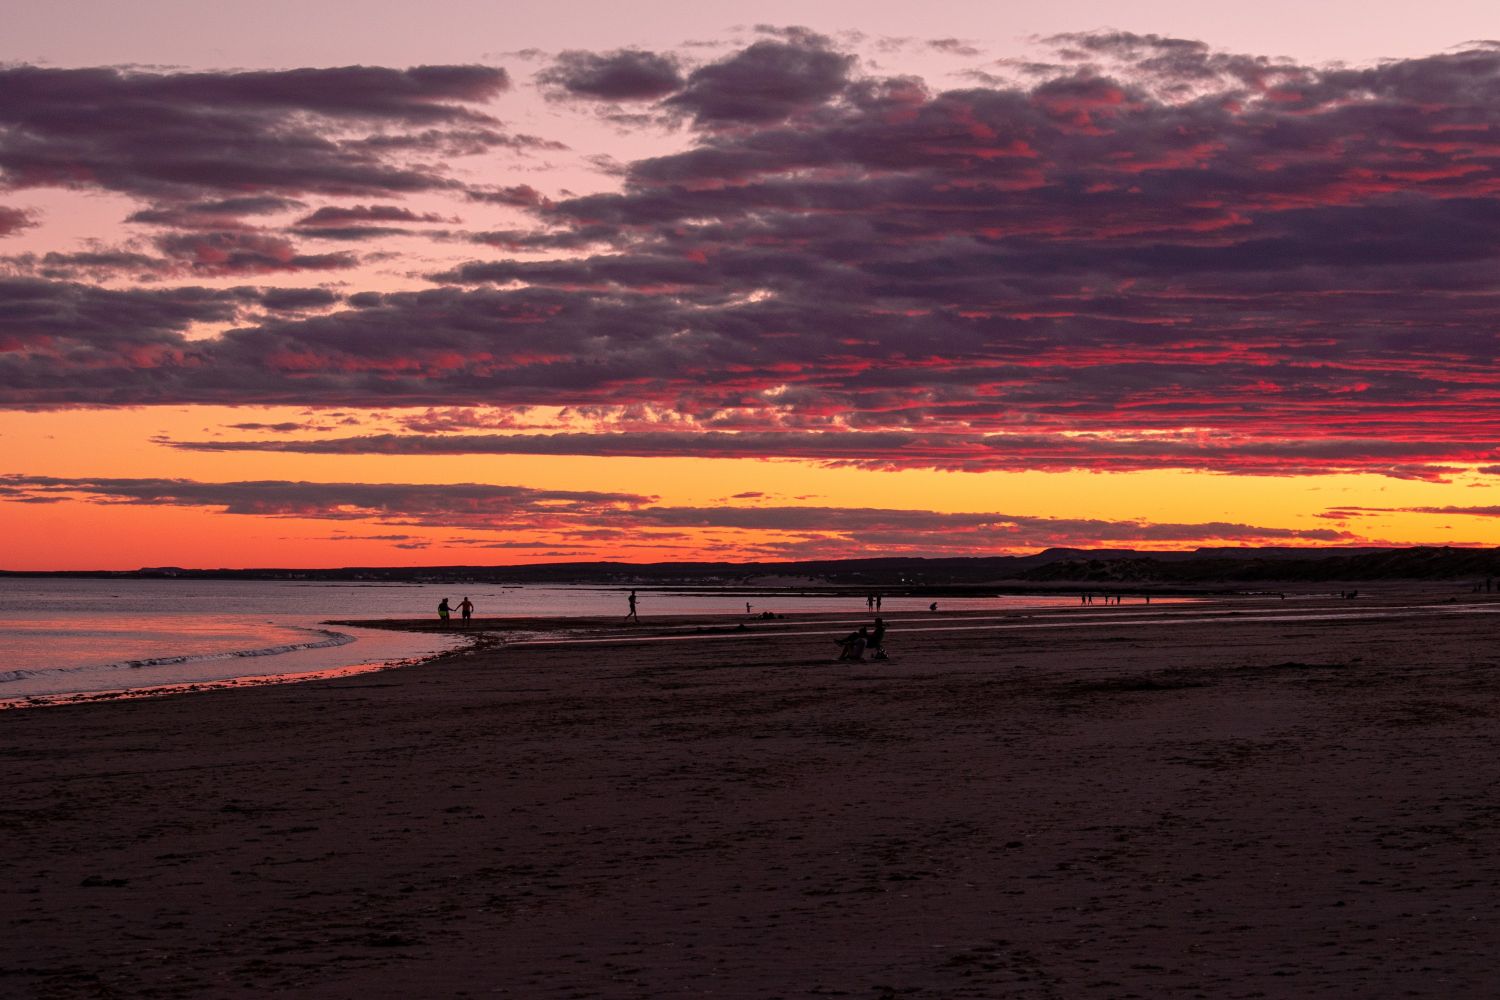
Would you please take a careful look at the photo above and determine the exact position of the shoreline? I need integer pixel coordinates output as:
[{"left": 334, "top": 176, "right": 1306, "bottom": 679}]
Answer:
[
  {"left": 8, "top": 586, "right": 1500, "bottom": 995},
  {"left": 7, "top": 587, "right": 1478, "bottom": 710},
  {"left": 0, "top": 583, "right": 1219, "bottom": 709},
  {"left": 0, "top": 639, "right": 489, "bottom": 711}
]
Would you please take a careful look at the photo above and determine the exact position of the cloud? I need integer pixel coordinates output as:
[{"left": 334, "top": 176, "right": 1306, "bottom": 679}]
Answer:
[
  {"left": 927, "top": 39, "right": 982, "bottom": 57},
  {"left": 258, "top": 287, "right": 342, "bottom": 312},
  {"left": 0, "top": 473, "right": 1350, "bottom": 554},
  {"left": 627, "top": 503, "right": 1348, "bottom": 544},
  {"left": 0, "top": 278, "right": 249, "bottom": 378},
  {"left": 287, "top": 203, "right": 454, "bottom": 242},
  {"left": 0, "top": 206, "right": 36, "bottom": 236},
  {"left": 1330, "top": 505, "right": 1500, "bottom": 517},
  {"left": 161, "top": 429, "right": 1494, "bottom": 480},
  {"left": 223, "top": 422, "right": 316, "bottom": 433},
  {"left": 153, "top": 232, "right": 358, "bottom": 276},
  {"left": 295, "top": 204, "right": 450, "bottom": 227},
  {"left": 538, "top": 49, "right": 683, "bottom": 101},
  {"left": 7, "top": 38, "right": 1500, "bottom": 482},
  {"left": 215, "top": 412, "right": 362, "bottom": 433},
  {"left": 664, "top": 38, "right": 855, "bottom": 125},
  {"left": 4, "top": 247, "right": 360, "bottom": 283},
  {"left": 126, "top": 196, "right": 305, "bottom": 230},
  {"left": 0, "top": 64, "right": 511, "bottom": 204},
  {"left": 3, "top": 249, "right": 175, "bottom": 280},
  {"left": 465, "top": 184, "right": 550, "bottom": 209},
  {"left": 0, "top": 475, "right": 649, "bottom": 530}
]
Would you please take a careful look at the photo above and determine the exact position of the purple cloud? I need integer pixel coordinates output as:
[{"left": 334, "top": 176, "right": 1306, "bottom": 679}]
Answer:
[
  {"left": 157, "top": 428, "right": 1493, "bottom": 480},
  {"left": 664, "top": 38, "right": 855, "bottom": 125},
  {"left": 154, "top": 232, "right": 358, "bottom": 276},
  {"left": 538, "top": 49, "right": 683, "bottom": 101},
  {"left": 1330, "top": 505, "right": 1500, "bottom": 518},
  {"left": 0, "top": 473, "right": 1350, "bottom": 553},
  {"left": 0, "top": 206, "right": 36, "bottom": 236},
  {"left": 286, "top": 204, "right": 454, "bottom": 242},
  {"left": 295, "top": 204, "right": 450, "bottom": 227},
  {"left": 0, "top": 278, "right": 249, "bottom": 373},
  {"left": 258, "top": 287, "right": 342, "bottom": 312},
  {"left": 6, "top": 37, "right": 1500, "bottom": 484},
  {"left": 0, "top": 64, "right": 511, "bottom": 205},
  {"left": 0, "top": 475, "right": 649, "bottom": 530},
  {"left": 223, "top": 422, "right": 314, "bottom": 433},
  {"left": 3, "top": 250, "right": 174, "bottom": 280},
  {"left": 126, "top": 196, "right": 304, "bottom": 230}
]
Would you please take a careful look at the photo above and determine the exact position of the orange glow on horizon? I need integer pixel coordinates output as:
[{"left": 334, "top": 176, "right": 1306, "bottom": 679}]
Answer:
[{"left": 3, "top": 406, "right": 1498, "bottom": 570}]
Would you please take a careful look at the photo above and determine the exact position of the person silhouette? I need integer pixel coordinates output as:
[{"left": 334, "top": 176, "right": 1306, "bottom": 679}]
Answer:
[
  {"left": 437, "top": 597, "right": 451, "bottom": 626},
  {"left": 458, "top": 595, "right": 474, "bottom": 625},
  {"left": 869, "top": 617, "right": 888, "bottom": 660},
  {"left": 626, "top": 590, "right": 639, "bottom": 622},
  {"left": 837, "top": 626, "right": 869, "bottom": 661}
]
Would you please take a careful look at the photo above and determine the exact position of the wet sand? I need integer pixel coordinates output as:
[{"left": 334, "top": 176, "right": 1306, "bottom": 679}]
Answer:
[{"left": 5, "top": 587, "right": 1500, "bottom": 997}]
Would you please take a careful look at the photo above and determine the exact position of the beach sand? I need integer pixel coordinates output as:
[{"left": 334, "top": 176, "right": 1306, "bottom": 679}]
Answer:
[{"left": 4, "top": 588, "right": 1500, "bottom": 997}]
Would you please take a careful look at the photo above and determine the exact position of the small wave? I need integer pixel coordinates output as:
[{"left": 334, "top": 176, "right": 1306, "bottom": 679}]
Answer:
[{"left": 0, "top": 628, "right": 356, "bottom": 683}]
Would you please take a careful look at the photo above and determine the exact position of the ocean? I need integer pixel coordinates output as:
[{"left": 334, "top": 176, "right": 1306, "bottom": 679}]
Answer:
[{"left": 0, "top": 578, "right": 1179, "bottom": 701}]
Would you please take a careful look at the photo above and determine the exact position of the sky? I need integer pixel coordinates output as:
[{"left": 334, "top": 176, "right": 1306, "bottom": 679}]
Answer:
[{"left": 5, "top": 0, "right": 1500, "bottom": 569}]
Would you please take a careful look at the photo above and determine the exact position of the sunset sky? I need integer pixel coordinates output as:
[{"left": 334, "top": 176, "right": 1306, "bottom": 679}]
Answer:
[{"left": 6, "top": 0, "right": 1500, "bottom": 569}]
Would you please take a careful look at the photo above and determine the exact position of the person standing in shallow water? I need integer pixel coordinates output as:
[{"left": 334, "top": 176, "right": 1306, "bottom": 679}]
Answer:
[
  {"left": 626, "top": 590, "right": 639, "bottom": 622},
  {"left": 437, "top": 597, "right": 451, "bottom": 626},
  {"left": 458, "top": 595, "right": 474, "bottom": 626}
]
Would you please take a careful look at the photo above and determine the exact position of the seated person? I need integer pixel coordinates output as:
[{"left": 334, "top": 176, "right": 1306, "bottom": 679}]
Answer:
[{"left": 836, "top": 626, "right": 869, "bottom": 661}]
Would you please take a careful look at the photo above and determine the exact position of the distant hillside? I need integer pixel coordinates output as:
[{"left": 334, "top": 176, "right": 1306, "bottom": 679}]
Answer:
[{"left": 6, "top": 546, "right": 1500, "bottom": 587}]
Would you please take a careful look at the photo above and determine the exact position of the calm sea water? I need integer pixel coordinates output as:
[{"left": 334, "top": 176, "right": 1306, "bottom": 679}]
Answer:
[{"left": 0, "top": 578, "right": 1177, "bottom": 700}]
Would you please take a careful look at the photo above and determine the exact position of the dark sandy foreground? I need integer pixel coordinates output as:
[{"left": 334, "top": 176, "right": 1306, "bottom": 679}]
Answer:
[{"left": 4, "top": 589, "right": 1500, "bottom": 998}]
